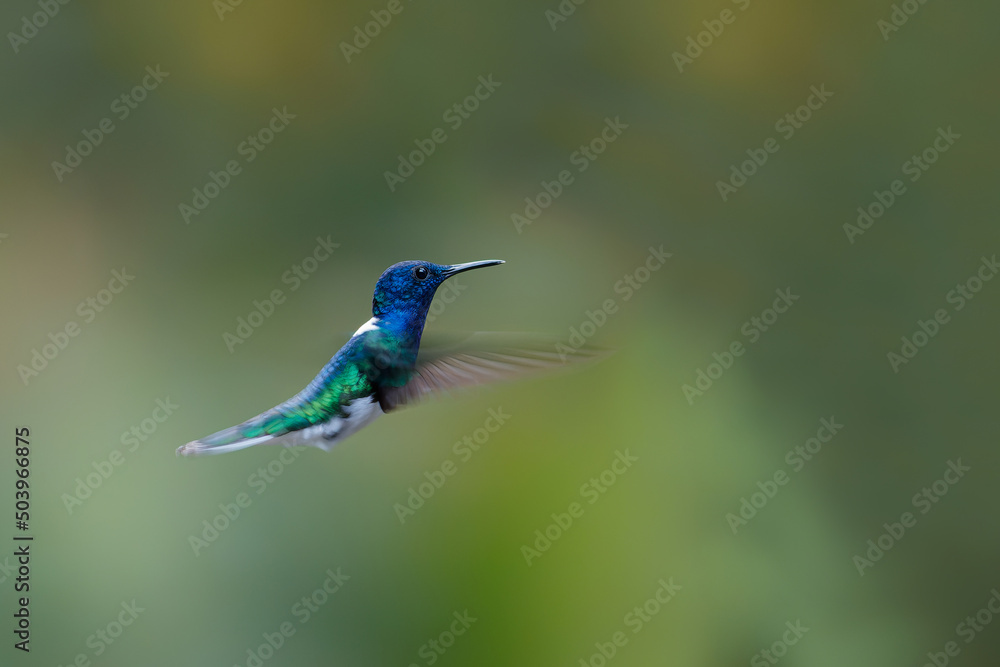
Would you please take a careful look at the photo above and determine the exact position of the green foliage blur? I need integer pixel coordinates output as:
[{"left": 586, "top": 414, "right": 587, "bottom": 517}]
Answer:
[{"left": 2, "top": 0, "right": 999, "bottom": 665}]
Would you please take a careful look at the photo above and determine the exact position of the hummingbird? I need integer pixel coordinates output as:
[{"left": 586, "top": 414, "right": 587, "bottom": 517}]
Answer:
[{"left": 178, "top": 259, "right": 597, "bottom": 456}]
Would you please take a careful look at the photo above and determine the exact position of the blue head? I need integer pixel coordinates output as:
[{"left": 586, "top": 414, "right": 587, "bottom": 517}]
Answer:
[{"left": 371, "top": 259, "right": 504, "bottom": 326}]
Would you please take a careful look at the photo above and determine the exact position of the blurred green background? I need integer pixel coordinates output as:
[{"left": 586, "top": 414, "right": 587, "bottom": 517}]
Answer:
[{"left": 2, "top": 0, "right": 999, "bottom": 665}]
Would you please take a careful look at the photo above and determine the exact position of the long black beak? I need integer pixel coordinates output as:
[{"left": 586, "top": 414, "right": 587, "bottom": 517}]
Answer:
[{"left": 443, "top": 259, "right": 505, "bottom": 277}]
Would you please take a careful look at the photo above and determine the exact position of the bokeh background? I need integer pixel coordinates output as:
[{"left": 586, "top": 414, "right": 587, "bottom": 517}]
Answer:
[{"left": 2, "top": 0, "right": 999, "bottom": 665}]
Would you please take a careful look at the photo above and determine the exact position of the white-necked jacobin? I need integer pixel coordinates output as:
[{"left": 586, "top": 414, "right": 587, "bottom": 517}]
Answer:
[{"left": 178, "top": 259, "right": 594, "bottom": 456}]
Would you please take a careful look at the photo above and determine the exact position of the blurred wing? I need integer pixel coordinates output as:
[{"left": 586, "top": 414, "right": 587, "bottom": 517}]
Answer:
[{"left": 379, "top": 332, "right": 608, "bottom": 411}]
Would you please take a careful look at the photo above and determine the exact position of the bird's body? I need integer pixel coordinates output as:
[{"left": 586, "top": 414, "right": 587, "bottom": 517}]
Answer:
[
  {"left": 178, "top": 259, "right": 598, "bottom": 457},
  {"left": 185, "top": 322, "right": 384, "bottom": 454}
]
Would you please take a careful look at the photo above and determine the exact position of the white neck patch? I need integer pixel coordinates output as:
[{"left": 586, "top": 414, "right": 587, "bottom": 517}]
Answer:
[{"left": 352, "top": 317, "right": 380, "bottom": 336}]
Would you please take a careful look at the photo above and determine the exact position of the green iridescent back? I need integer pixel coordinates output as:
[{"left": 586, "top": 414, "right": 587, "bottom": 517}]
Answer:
[{"left": 201, "top": 327, "right": 418, "bottom": 445}]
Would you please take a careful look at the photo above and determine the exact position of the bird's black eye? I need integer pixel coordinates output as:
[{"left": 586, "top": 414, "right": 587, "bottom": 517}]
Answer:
[{"left": 413, "top": 266, "right": 429, "bottom": 280}]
